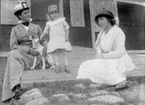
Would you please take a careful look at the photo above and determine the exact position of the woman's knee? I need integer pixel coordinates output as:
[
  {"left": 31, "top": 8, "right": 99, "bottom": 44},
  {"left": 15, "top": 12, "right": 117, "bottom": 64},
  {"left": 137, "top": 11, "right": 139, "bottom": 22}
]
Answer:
[
  {"left": 8, "top": 50, "right": 22, "bottom": 58},
  {"left": 81, "top": 60, "right": 91, "bottom": 66}
]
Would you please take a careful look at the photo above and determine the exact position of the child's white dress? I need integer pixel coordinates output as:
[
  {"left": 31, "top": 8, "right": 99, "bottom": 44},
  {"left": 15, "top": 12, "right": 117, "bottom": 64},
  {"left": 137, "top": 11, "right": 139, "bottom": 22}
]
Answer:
[{"left": 44, "top": 17, "right": 72, "bottom": 53}]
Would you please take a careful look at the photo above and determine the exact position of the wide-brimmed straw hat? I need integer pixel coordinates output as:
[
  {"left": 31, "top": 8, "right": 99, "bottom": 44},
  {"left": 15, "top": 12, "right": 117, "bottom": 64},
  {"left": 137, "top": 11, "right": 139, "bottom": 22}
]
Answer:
[{"left": 14, "top": 2, "right": 29, "bottom": 15}]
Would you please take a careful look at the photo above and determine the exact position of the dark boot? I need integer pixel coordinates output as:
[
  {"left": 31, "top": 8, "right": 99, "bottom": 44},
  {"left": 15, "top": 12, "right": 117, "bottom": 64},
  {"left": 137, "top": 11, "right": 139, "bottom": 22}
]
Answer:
[{"left": 12, "top": 84, "right": 22, "bottom": 100}]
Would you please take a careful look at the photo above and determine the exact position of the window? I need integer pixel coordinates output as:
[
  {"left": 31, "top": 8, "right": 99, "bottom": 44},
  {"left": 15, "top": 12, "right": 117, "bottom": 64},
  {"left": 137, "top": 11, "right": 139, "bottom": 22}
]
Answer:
[{"left": 0, "top": 0, "right": 31, "bottom": 24}]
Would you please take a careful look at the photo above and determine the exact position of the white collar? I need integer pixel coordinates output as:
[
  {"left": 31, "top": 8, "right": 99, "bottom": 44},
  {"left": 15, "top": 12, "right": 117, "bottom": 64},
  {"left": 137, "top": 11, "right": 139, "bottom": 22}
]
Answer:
[
  {"left": 22, "top": 25, "right": 29, "bottom": 31},
  {"left": 18, "top": 18, "right": 32, "bottom": 24}
]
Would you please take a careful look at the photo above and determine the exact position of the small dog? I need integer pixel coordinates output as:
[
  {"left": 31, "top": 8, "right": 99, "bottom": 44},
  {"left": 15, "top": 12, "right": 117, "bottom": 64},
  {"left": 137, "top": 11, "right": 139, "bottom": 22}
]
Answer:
[
  {"left": 46, "top": 54, "right": 55, "bottom": 69},
  {"left": 29, "top": 35, "right": 46, "bottom": 69}
]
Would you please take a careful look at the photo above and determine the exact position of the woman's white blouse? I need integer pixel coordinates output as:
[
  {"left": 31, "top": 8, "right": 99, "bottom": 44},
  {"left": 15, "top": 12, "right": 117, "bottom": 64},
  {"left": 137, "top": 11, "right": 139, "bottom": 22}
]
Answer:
[
  {"left": 100, "top": 31, "right": 114, "bottom": 53},
  {"left": 95, "top": 25, "right": 126, "bottom": 59}
]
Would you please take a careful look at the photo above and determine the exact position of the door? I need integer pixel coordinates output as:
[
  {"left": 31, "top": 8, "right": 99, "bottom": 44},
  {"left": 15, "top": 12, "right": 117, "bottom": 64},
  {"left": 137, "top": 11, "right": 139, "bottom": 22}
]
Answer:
[
  {"left": 117, "top": 1, "right": 145, "bottom": 50},
  {"left": 1, "top": 0, "right": 30, "bottom": 24}
]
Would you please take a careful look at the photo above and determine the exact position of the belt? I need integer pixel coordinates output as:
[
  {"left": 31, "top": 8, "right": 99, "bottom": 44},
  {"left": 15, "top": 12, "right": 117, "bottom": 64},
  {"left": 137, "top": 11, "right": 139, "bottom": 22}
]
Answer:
[{"left": 19, "top": 40, "right": 32, "bottom": 46}]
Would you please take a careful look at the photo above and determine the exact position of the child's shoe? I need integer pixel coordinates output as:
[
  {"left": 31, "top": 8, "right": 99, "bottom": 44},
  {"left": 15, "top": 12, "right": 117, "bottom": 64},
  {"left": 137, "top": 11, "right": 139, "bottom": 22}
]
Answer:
[
  {"left": 59, "top": 65, "right": 65, "bottom": 73},
  {"left": 65, "top": 65, "right": 71, "bottom": 73}
]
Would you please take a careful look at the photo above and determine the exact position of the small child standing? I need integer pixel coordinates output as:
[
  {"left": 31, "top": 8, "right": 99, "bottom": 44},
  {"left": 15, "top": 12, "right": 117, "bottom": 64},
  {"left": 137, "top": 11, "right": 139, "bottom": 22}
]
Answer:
[{"left": 41, "top": 4, "right": 72, "bottom": 73}]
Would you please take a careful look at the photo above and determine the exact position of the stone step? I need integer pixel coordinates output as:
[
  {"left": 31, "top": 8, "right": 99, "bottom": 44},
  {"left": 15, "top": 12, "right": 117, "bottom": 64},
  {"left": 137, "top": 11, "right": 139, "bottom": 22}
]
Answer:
[
  {"left": 21, "top": 69, "right": 76, "bottom": 88},
  {"left": 0, "top": 47, "right": 145, "bottom": 89}
]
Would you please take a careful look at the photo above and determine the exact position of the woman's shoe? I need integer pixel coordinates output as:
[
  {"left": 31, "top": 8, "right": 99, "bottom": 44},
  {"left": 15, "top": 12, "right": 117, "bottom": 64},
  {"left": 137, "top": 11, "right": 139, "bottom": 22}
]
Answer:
[
  {"left": 115, "top": 80, "right": 129, "bottom": 91},
  {"left": 13, "top": 88, "right": 23, "bottom": 100},
  {"left": 9, "top": 98, "right": 18, "bottom": 105}
]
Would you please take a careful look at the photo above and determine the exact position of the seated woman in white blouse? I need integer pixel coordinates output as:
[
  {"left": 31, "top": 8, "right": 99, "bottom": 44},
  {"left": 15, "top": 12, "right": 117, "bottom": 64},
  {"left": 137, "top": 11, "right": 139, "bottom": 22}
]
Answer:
[{"left": 76, "top": 9, "right": 135, "bottom": 90}]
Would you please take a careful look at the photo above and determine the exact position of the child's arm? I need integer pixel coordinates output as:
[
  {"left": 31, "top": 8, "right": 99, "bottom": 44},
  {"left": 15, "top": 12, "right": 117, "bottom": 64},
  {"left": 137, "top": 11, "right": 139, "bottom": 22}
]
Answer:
[
  {"left": 40, "top": 23, "right": 50, "bottom": 40},
  {"left": 65, "top": 29, "right": 69, "bottom": 41},
  {"left": 40, "top": 31, "right": 49, "bottom": 48},
  {"left": 39, "top": 23, "right": 49, "bottom": 47},
  {"left": 40, "top": 32, "right": 47, "bottom": 40},
  {"left": 63, "top": 21, "right": 70, "bottom": 42}
]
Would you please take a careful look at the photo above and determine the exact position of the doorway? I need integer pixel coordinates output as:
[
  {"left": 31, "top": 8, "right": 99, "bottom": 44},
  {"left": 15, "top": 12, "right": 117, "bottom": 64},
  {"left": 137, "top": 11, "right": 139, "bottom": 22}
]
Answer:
[{"left": 117, "top": 1, "right": 145, "bottom": 50}]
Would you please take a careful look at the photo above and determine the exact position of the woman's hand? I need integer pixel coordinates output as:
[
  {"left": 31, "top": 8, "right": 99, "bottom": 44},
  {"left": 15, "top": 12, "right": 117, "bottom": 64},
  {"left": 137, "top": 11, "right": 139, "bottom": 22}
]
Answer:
[
  {"left": 96, "top": 55, "right": 104, "bottom": 59},
  {"left": 29, "top": 48, "right": 40, "bottom": 56}
]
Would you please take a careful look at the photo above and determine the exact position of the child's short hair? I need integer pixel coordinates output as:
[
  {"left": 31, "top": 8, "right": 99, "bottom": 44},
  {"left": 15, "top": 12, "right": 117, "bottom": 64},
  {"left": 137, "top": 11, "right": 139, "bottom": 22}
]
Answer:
[{"left": 48, "top": 4, "right": 58, "bottom": 13}]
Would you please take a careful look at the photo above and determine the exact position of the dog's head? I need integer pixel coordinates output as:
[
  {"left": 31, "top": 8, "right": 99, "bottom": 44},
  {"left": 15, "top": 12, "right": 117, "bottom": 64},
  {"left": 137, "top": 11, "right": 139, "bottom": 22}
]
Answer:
[
  {"left": 29, "top": 35, "right": 39, "bottom": 43},
  {"left": 29, "top": 35, "right": 43, "bottom": 50}
]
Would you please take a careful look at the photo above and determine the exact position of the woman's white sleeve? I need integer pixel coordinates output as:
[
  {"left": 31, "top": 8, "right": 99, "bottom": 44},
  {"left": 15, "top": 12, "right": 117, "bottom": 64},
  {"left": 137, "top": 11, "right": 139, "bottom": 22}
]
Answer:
[
  {"left": 103, "top": 29, "right": 126, "bottom": 59},
  {"left": 95, "top": 33, "right": 102, "bottom": 55}
]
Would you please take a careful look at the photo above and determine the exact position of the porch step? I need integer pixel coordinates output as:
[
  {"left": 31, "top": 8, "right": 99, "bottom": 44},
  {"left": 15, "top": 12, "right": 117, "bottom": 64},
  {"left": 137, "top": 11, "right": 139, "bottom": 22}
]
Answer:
[
  {"left": 0, "top": 48, "right": 145, "bottom": 89},
  {"left": 21, "top": 69, "right": 76, "bottom": 88},
  {"left": 0, "top": 50, "right": 145, "bottom": 57},
  {"left": 20, "top": 68, "right": 145, "bottom": 89}
]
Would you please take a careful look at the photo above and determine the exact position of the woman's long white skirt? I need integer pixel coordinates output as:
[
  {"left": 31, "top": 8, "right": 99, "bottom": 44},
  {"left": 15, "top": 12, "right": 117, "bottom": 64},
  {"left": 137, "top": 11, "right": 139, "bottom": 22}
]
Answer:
[{"left": 76, "top": 54, "right": 135, "bottom": 85}]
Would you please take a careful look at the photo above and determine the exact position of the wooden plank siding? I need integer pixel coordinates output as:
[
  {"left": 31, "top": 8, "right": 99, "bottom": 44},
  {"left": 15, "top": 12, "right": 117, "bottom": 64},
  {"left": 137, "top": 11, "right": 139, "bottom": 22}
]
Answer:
[
  {"left": 0, "top": 0, "right": 145, "bottom": 51},
  {"left": 63, "top": 0, "right": 92, "bottom": 47},
  {"left": 0, "top": 0, "right": 1, "bottom": 23}
]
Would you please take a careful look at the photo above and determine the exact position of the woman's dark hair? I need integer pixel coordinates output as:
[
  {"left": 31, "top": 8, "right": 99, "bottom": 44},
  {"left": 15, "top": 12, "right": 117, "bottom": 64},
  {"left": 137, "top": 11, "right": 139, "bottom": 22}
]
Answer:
[
  {"left": 94, "top": 10, "right": 116, "bottom": 26},
  {"left": 14, "top": 8, "right": 29, "bottom": 20}
]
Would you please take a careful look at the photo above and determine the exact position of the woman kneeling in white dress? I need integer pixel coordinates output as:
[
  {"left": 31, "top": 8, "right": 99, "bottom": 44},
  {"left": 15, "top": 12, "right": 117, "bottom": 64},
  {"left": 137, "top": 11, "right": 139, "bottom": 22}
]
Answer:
[{"left": 76, "top": 9, "right": 135, "bottom": 90}]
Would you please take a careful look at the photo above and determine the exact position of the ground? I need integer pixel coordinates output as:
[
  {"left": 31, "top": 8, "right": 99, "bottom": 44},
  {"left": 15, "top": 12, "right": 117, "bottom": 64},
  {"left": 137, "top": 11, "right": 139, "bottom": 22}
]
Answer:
[{"left": 0, "top": 46, "right": 145, "bottom": 105}]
